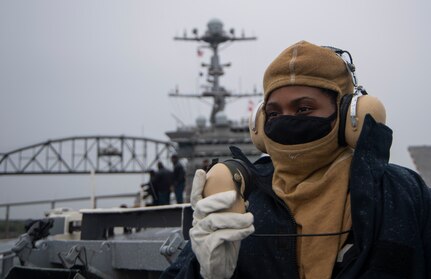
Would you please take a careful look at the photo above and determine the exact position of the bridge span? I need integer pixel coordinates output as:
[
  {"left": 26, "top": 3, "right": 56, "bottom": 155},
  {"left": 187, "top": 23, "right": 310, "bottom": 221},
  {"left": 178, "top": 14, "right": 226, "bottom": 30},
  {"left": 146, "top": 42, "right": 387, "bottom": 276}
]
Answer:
[{"left": 0, "top": 136, "right": 175, "bottom": 175}]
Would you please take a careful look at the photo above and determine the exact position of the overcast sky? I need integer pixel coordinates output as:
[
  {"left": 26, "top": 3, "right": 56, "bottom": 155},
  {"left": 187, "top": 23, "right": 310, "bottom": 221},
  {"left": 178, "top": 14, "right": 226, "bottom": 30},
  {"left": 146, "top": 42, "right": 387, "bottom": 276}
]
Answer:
[{"left": 1, "top": 0, "right": 430, "bottom": 218}]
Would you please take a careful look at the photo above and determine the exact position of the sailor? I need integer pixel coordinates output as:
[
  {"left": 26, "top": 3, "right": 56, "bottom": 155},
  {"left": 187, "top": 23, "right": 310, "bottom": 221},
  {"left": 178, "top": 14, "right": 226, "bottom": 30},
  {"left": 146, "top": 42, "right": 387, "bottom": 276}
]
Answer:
[
  {"left": 154, "top": 162, "right": 173, "bottom": 205},
  {"left": 172, "top": 154, "right": 186, "bottom": 204},
  {"left": 160, "top": 41, "right": 431, "bottom": 278}
]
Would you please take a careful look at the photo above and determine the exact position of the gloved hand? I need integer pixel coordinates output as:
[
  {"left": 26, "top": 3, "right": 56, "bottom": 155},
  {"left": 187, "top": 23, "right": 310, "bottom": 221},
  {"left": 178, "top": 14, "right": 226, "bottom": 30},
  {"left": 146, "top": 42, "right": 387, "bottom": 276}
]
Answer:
[{"left": 189, "top": 169, "right": 255, "bottom": 279}]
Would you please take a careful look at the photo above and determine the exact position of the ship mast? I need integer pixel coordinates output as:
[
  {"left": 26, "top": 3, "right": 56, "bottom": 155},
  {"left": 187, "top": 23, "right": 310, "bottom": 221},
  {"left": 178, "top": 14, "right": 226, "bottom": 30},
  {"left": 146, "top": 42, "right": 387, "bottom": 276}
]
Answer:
[{"left": 170, "top": 18, "right": 260, "bottom": 125}]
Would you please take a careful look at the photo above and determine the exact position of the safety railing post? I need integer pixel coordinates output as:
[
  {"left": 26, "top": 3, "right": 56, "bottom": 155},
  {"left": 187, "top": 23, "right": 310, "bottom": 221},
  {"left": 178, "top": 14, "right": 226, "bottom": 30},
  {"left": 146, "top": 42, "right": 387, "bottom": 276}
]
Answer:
[{"left": 5, "top": 205, "right": 10, "bottom": 239}]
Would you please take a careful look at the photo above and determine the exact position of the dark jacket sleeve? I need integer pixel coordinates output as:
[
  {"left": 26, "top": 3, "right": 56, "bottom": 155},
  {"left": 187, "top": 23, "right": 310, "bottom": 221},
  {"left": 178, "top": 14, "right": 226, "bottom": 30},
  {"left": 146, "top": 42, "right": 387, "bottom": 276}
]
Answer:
[
  {"left": 160, "top": 242, "right": 203, "bottom": 279},
  {"left": 391, "top": 167, "right": 431, "bottom": 279},
  {"left": 371, "top": 165, "right": 431, "bottom": 279}
]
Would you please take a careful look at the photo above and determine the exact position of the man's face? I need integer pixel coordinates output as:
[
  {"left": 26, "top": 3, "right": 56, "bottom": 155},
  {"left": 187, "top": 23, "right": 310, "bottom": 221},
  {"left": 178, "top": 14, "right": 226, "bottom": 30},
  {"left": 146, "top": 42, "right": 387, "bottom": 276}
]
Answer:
[{"left": 265, "top": 86, "right": 336, "bottom": 123}]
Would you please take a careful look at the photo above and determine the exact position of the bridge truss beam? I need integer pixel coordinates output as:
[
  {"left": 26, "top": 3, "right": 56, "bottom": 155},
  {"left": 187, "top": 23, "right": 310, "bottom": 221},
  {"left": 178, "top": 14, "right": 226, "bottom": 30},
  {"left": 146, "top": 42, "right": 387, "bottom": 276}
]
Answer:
[{"left": 0, "top": 136, "right": 175, "bottom": 175}]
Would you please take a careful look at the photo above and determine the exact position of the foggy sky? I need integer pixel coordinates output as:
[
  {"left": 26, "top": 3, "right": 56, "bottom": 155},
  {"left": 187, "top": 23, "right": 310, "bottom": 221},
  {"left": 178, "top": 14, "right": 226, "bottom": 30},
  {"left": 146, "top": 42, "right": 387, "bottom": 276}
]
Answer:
[{"left": 1, "top": 0, "right": 430, "bottom": 218}]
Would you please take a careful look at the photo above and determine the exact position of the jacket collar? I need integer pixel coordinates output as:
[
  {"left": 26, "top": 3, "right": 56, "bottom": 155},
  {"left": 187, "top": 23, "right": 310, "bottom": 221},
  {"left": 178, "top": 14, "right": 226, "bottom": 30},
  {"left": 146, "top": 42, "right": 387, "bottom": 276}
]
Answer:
[{"left": 354, "top": 114, "right": 393, "bottom": 171}]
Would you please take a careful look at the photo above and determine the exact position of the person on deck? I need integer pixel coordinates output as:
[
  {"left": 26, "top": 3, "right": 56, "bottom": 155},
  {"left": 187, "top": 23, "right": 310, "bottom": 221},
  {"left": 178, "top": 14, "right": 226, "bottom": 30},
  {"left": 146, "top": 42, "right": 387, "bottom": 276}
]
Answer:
[
  {"left": 172, "top": 154, "right": 186, "bottom": 204},
  {"left": 154, "top": 162, "right": 173, "bottom": 205},
  {"left": 161, "top": 41, "right": 431, "bottom": 279}
]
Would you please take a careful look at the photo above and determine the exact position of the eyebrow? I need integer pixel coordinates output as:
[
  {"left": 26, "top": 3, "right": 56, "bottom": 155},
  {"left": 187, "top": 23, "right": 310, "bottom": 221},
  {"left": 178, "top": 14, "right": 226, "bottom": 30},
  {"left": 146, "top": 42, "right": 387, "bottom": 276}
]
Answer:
[
  {"left": 266, "top": 96, "right": 316, "bottom": 110},
  {"left": 264, "top": 102, "right": 280, "bottom": 112},
  {"left": 291, "top": 96, "right": 315, "bottom": 105}
]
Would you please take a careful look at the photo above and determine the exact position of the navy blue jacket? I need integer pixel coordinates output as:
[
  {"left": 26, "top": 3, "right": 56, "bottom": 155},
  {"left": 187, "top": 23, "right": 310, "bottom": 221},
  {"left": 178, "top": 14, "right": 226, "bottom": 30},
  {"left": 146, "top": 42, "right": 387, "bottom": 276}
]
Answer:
[{"left": 161, "top": 116, "right": 431, "bottom": 279}]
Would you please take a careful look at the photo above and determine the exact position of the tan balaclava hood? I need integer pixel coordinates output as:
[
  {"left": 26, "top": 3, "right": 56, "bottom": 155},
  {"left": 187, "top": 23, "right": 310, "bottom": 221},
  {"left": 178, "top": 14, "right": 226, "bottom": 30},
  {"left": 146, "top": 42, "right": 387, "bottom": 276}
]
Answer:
[
  {"left": 263, "top": 40, "right": 354, "bottom": 101},
  {"left": 261, "top": 41, "right": 354, "bottom": 279},
  {"left": 250, "top": 40, "right": 386, "bottom": 151}
]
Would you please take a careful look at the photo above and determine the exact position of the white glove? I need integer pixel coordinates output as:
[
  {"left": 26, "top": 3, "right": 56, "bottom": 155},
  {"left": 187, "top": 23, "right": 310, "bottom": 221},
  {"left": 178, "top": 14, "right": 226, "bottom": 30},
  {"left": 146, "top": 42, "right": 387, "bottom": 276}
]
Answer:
[{"left": 189, "top": 169, "right": 254, "bottom": 279}]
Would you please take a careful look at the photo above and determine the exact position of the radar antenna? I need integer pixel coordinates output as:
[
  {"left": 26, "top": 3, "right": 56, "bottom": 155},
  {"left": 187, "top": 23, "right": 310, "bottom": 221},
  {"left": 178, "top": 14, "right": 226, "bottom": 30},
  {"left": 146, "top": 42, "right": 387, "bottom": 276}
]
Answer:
[{"left": 170, "top": 18, "right": 261, "bottom": 125}]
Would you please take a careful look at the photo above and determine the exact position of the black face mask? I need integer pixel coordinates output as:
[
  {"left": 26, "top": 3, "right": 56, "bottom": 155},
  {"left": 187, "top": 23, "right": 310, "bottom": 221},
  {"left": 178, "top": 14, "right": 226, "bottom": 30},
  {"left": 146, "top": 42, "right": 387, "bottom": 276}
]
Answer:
[{"left": 264, "top": 112, "right": 337, "bottom": 145}]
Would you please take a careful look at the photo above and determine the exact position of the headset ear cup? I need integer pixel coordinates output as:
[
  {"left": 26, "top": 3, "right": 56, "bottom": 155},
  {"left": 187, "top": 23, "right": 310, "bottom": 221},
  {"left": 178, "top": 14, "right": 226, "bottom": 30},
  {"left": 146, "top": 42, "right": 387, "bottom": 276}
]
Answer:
[
  {"left": 249, "top": 102, "right": 267, "bottom": 153},
  {"left": 338, "top": 94, "right": 354, "bottom": 146},
  {"left": 344, "top": 95, "right": 386, "bottom": 148}
]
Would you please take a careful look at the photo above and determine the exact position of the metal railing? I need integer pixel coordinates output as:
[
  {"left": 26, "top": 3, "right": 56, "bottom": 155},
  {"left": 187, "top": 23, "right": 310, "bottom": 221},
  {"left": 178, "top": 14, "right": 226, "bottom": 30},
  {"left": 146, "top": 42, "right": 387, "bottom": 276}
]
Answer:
[{"left": 0, "top": 192, "right": 138, "bottom": 239}]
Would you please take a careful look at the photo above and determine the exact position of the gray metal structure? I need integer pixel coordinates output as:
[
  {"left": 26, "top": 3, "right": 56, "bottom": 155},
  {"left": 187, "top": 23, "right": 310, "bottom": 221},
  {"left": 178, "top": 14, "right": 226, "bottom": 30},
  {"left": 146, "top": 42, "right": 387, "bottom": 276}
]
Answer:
[
  {"left": 408, "top": 145, "right": 431, "bottom": 186},
  {"left": 171, "top": 18, "right": 259, "bottom": 124},
  {"left": 167, "top": 19, "right": 263, "bottom": 196},
  {"left": 1, "top": 205, "right": 192, "bottom": 279},
  {"left": 0, "top": 136, "right": 174, "bottom": 175}
]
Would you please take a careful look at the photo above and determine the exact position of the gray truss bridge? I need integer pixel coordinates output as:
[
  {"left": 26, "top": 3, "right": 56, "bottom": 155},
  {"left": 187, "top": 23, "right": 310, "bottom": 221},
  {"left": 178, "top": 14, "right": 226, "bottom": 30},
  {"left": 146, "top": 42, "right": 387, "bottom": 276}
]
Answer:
[{"left": 0, "top": 136, "right": 175, "bottom": 175}]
